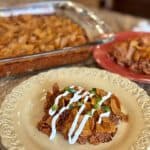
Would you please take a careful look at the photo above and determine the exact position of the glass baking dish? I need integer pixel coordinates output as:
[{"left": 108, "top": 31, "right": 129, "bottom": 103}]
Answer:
[{"left": 0, "top": 0, "right": 112, "bottom": 77}]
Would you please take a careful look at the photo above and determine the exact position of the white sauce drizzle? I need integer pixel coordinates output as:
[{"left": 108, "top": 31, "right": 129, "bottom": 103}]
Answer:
[
  {"left": 97, "top": 111, "right": 111, "bottom": 124},
  {"left": 68, "top": 92, "right": 112, "bottom": 144},
  {"left": 68, "top": 108, "right": 95, "bottom": 144},
  {"left": 68, "top": 93, "right": 94, "bottom": 144},
  {"left": 49, "top": 91, "right": 69, "bottom": 116},
  {"left": 49, "top": 85, "right": 75, "bottom": 116},
  {"left": 48, "top": 85, "right": 112, "bottom": 144},
  {"left": 49, "top": 88, "right": 85, "bottom": 140},
  {"left": 98, "top": 92, "right": 112, "bottom": 106}
]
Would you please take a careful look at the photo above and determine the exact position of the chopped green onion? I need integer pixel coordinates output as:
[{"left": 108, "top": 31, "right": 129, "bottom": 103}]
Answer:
[
  {"left": 96, "top": 97, "right": 102, "bottom": 103},
  {"left": 69, "top": 104, "right": 74, "bottom": 109},
  {"left": 77, "top": 102, "right": 83, "bottom": 107},
  {"left": 94, "top": 103, "right": 99, "bottom": 109},
  {"left": 102, "top": 106, "right": 111, "bottom": 112},
  {"left": 52, "top": 104, "right": 58, "bottom": 111},
  {"left": 87, "top": 111, "right": 92, "bottom": 116},
  {"left": 89, "top": 88, "right": 96, "bottom": 94},
  {"left": 65, "top": 87, "right": 76, "bottom": 93}
]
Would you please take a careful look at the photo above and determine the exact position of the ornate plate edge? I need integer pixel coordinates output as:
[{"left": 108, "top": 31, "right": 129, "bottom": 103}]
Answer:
[{"left": 0, "top": 67, "right": 150, "bottom": 150}]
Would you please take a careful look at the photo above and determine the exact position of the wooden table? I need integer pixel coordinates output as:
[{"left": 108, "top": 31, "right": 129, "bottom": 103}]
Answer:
[{"left": 0, "top": 1, "right": 149, "bottom": 149}]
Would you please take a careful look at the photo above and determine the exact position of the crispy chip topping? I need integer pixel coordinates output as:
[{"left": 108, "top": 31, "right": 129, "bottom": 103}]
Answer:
[{"left": 37, "top": 84, "right": 128, "bottom": 145}]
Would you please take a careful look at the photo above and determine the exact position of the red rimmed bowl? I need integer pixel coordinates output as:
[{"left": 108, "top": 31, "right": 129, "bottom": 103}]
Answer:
[{"left": 93, "top": 32, "right": 150, "bottom": 83}]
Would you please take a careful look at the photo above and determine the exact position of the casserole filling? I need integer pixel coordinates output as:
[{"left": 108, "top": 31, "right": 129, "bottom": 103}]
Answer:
[
  {"left": 0, "top": 15, "right": 88, "bottom": 59},
  {"left": 110, "top": 36, "right": 150, "bottom": 75},
  {"left": 37, "top": 83, "right": 128, "bottom": 145}
]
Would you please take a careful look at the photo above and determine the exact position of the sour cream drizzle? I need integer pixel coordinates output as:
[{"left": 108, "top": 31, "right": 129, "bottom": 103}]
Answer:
[
  {"left": 48, "top": 86, "right": 112, "bottom": 144},
  {"left": 68, "top": 93, "right": 94, "bottom": 144},
  {"left": 49, "top": 85, "right": 75, "bottom": 116},
  {"left": 68, "top": 109, "right": 95, "bottom": 144},
  {"left": 68, "top": 92, "right": 112, "bottom": 144},
  {"left": 49, "top": 87, "right": 90, "bottom": 140},
  {"left": 97, "top": 111, "right": 111, "bottom": 124}
]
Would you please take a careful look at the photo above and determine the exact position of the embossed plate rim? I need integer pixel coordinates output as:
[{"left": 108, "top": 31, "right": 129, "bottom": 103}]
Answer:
[{"left": 0, "top": 67, "right": 150, "bottom": 150}]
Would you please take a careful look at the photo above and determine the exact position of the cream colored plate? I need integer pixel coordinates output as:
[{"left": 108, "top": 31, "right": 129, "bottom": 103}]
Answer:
[{"left": 0, "top": 67, "right": 150, "bottom": 150}]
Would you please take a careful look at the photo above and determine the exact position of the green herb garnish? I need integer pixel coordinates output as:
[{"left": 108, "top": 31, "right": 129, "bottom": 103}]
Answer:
[
  {"left": 89, "top": 88, "right": 96, "bottom": 94},
  {"left": 87, "top": 111, "right": 92, "bottom": 116},
  {"left": 77, "top": 102, "right": 83, "bottom": 107},
  {"left": 69, "top": 104, "right": 74, "bottom": 109},
  {"left": 65, "top": 87, "right": 76, "bottom": 93},
  {"left": 94, "top": 103, "right": 99, "bottom": 109},
  {"left": 52, "top": 104, "right": 58, "bottom": 111},
  {"left": 96, "top": 97, "right": 102, "bottom": 103},
  {"left": 102, "top": 106, "right": 111, "bottom": 112}
]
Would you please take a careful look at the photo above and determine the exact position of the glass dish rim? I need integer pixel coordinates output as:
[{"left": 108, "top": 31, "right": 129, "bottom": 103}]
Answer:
[{"left": 0, "top": 0, "right": 111, "bottom": 64}]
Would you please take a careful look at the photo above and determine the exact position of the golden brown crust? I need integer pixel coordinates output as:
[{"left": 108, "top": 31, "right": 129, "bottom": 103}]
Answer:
[
  {"left": 0, "top": 14, "right": 90, "bottom": 77},
  {"left": 0, "top": 15, "right": 88, "bottom": 59}
]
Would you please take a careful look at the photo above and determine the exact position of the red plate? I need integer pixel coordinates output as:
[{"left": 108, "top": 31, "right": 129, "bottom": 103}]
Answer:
[{"left": 93, "top": 32, "right": 150, "bottom": 83}]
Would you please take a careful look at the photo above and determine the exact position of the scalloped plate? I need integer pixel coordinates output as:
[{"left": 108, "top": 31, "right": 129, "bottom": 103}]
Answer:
[
  {"left": 93, "top": 32, "right": 150, "bottom": 84},
  {"left": 0, "top": 67, "right": 150, "bottom": 150}
]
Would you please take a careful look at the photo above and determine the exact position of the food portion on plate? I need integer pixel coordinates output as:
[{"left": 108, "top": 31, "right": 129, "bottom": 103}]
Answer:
[
  {"left": 0, "top": 67, "right": 149, "bottom": 150},
  {"left": 0, "top": 14, "right": 88, "bottom": 59},
  {"left": 37, "top": 83, "right": 128, "bottom": 145},
  {"left": 110, "top": 36, "right": 150, "bottom": 75},
  {"left": 93, "top": 32, "right": 150, "bottom": 83}
]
